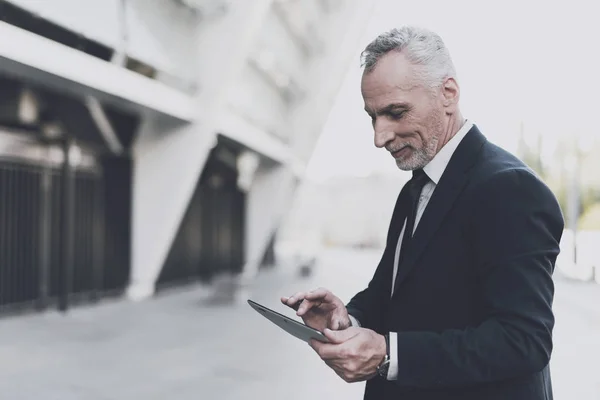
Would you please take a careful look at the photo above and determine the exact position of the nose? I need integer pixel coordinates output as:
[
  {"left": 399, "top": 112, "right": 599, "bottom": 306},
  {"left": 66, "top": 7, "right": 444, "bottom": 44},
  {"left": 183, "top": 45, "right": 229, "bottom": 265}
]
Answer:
[{"left": 373, "top": 120, "right": 395, "bottom": 149}]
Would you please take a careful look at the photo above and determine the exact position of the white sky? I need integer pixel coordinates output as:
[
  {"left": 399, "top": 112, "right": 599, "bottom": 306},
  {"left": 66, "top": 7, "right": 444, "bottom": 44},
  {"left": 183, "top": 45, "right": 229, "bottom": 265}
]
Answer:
[{"left": 306, "top": 0, "right": 600, "bottom": 181}]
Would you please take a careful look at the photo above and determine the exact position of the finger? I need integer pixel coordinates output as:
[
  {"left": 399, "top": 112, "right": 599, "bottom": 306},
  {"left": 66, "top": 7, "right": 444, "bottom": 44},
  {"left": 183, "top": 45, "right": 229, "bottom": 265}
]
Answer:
[
  {"left": 282, "top": 292, "right": 307, "bottom": 308},
  {"left": 330, "top": 316, "right": 349, "bottom": 330},
  {"left": 323, "top": 327, "right": 360, "bottom": 344},
  {"left": 281, "top": 297, "right": 302, "bottom": 311},
  {"left": 296, "top": 299, "right": 321, "bottom": 316},
  {"left": 309, "top": 338, "right": 328, "bottom": 355},
  {"left": 330, "top": 318, "right": 340, "bottom": 331},
  {"left": 310, "top": 338, "right": 330, "bottom": 353},
  {"left": 304, "top": 287, "right": 332, "bottom": 302},
  {"left": 310, "top": 340, "right": 335, "bottom": 360},
  {"left": 312, "top": 339, "right": 351, "bottom": 361}
]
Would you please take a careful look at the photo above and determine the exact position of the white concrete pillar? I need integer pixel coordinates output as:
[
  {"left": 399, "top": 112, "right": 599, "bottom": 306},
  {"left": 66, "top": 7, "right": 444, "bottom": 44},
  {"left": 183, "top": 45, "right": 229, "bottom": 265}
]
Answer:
[
  {"left": 241, "top": 162, "right": 297, "bottom": 280},
  {"left": 128, "top": 0, "right": 275, "bottom": 300}
]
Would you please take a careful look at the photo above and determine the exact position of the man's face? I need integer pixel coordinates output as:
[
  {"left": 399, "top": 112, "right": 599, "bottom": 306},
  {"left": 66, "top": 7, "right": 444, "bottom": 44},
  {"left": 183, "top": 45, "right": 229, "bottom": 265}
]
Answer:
[{"left": 361, "top": 52, "right": 449, "bottom": 171}]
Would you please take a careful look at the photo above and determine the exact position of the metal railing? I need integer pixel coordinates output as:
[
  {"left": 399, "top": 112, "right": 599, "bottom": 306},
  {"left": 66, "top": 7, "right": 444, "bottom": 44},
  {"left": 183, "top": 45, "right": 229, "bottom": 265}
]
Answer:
[{"left": 0, "top": 130, "right": 130, "bottom": 314}]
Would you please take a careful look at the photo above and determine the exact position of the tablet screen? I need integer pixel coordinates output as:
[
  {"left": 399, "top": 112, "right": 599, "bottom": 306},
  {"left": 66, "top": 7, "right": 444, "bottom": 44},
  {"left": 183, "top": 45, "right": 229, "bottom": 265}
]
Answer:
[{"left": 248, "top": 299, "right": 330, "bottom": 343}]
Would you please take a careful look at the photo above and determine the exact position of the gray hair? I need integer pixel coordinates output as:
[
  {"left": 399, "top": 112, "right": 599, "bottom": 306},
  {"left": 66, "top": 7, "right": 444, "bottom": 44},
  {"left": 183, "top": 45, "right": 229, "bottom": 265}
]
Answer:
[{"left": 361, "top": 26, "right": 457, "bottom": 88}]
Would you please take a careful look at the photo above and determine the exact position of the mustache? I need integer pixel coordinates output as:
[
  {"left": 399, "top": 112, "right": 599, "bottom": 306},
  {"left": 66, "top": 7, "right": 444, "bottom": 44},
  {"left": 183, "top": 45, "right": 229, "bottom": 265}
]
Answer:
[{"left": 386, "top": 143, "right": 413, "bottom": 153}]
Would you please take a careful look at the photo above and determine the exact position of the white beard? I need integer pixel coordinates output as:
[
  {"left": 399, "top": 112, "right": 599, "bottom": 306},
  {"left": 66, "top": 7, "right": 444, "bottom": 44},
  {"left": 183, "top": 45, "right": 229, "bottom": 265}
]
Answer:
[{"left": 395, "top": 133, "right": 440, "bottom": 171}]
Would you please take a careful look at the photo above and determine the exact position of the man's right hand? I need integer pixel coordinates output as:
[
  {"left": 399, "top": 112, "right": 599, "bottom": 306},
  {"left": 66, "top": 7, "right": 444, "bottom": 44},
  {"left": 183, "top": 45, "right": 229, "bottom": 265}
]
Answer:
[{"left": 281, "top": 287, "right": 351, "bottom": 332}]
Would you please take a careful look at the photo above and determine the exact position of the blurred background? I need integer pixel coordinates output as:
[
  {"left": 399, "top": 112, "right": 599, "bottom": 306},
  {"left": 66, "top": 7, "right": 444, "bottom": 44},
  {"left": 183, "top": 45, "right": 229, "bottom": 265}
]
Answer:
[{"left": 0, "top": 0, "right": 598, "bottom": 399}]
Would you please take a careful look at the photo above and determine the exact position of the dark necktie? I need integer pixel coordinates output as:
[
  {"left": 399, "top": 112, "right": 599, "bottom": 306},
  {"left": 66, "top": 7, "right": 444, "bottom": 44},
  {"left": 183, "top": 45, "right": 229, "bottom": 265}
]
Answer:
[
  {"left": 396, "top": 168, "right": 430, "bottom": 268},
  {"left": 383, "top": 168, "right": 431, "bottom": 325}
]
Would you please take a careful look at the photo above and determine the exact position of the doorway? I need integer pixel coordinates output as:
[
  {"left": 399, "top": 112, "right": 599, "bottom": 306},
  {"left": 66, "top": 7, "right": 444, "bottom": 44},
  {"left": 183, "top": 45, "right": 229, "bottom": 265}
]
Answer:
[{"left": 158, "top": 137, "right": 246, "bottom": 287}]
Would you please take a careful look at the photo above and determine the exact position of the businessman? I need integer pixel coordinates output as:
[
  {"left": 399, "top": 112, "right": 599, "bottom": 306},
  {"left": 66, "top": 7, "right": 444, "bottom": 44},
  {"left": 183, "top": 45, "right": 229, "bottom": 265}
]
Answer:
[{"left": 282, "top": 26, "right": 564, "bottom": 400}]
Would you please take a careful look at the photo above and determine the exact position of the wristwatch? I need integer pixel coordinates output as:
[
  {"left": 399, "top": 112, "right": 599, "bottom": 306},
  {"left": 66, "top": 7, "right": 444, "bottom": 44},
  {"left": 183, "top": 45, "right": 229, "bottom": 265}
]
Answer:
[{"left": 376, "top": 333, "right": 391, "bottom": 378}]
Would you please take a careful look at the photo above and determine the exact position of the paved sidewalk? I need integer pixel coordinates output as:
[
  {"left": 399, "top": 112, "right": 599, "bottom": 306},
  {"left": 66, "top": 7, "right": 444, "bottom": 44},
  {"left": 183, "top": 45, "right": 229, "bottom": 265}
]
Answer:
[
  {"left": 0, "top": 249, "right": 379, "bottom": 400},
  {"left": 0, "top": 248, "right": 598, "bottom": 399}
]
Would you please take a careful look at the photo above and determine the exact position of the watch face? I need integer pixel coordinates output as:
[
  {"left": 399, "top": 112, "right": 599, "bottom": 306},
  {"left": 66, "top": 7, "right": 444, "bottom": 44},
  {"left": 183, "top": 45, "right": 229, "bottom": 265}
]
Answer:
[{"left": 377, "top": 359, "right": 390, "bottom": 377}]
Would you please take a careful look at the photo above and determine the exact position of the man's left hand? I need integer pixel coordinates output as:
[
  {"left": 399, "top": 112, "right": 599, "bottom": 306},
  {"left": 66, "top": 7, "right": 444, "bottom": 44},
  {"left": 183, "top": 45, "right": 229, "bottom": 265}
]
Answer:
[{"left": 310, "top": 327, "right": 387, "bottom": 383}]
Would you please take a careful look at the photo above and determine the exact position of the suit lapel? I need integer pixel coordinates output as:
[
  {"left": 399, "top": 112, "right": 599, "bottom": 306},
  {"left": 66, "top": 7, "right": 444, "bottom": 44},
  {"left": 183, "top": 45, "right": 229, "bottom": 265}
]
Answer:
[{"left": 392, "top": 126, "right": 487, "bottom": 293}]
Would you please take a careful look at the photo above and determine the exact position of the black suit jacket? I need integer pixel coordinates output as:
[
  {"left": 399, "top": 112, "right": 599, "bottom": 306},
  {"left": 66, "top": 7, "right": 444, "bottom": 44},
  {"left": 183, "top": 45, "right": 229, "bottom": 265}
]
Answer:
[{"left": 346, "top": 125, "right": 564, "bottom": 400}]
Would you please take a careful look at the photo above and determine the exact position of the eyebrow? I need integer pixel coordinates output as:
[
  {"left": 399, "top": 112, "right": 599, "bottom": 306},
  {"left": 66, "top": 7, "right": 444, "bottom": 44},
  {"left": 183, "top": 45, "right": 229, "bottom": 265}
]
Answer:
[{"left": 364, "top": 102, "right": 410, "bottom": 115}]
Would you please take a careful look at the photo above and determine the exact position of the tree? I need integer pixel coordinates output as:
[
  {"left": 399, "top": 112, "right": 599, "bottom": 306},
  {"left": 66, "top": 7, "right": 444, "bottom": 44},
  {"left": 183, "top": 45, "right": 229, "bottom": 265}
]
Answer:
[{"left": 579, "top": 203, "right": 600, "bottom": 230}]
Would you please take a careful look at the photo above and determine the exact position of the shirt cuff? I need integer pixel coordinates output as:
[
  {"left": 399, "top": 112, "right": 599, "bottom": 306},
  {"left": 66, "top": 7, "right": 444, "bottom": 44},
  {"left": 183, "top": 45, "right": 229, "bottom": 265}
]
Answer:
[
  {"left": 348, "top": 314, "right": 361, "bottom": 327},
  {"left": 387, "top": 332, "right": 398, "bottom": 380}
]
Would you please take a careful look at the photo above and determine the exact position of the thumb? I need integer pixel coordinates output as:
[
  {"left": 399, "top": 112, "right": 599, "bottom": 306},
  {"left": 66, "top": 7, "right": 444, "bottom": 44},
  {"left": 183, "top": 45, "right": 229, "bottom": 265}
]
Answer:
[{"left": 323, "top": 327, "right": 359, "bottom": 344}]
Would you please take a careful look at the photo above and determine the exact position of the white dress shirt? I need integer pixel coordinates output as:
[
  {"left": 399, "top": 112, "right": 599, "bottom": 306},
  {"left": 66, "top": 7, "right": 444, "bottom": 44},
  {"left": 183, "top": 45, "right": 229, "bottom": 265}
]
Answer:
[{"left": 348, "top": 119, "right": 474, "bottom": 380}]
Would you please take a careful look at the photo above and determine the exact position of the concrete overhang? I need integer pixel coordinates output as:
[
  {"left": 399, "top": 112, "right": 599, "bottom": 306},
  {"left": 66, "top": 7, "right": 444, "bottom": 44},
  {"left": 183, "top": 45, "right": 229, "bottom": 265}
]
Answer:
[
  {"left": 216, "top": 108, "right": 306, "bottom": 177},
  {"left": 0, "top": 21, "right": 196, "bottom": 122}
]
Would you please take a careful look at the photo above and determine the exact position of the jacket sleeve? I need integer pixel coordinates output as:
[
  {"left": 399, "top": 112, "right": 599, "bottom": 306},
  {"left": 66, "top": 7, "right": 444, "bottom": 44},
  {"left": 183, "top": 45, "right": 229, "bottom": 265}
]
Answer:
[
  {"left": 393, "top": 169, "right": 564, "bottom": 387},
  {"left": 345, "top": 186, "right": 408, "bottom": 331},
  {"left": 345, "top": 247, "right": 393, "bottom": 331}
]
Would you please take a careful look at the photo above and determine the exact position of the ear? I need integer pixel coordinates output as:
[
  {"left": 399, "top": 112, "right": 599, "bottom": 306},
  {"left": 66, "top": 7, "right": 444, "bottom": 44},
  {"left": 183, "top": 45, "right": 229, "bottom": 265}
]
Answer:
[{"left": 441, "top": 77, "right": 460, "bottom": 114}]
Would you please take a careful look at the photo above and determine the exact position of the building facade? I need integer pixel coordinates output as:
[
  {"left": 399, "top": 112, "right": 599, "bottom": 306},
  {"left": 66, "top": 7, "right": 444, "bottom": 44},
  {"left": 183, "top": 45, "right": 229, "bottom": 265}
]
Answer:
[{"left": 0, "top": 0, "right": 374, "bottom": 312}]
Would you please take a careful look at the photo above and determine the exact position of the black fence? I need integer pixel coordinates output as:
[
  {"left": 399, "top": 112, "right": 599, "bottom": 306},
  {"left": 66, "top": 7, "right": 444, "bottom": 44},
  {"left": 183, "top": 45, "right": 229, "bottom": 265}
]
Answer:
[{"left": 0, "top": 139, "right": 132, "bottom": 314}]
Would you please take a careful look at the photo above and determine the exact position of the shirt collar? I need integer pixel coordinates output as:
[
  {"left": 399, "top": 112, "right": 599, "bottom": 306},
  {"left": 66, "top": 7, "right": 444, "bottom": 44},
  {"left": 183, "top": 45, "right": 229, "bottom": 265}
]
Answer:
[{"left": 422, "top": 119, "right": 473, "bottom": 184}]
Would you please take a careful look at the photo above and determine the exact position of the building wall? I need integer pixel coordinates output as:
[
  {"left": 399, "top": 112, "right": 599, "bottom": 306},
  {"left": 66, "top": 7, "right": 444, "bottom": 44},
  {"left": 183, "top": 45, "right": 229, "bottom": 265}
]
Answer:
[
  {"left": 128, "top": 0, "right": 276, "bottom": 299},
  {"left": 230, "top": 1, "right": 377, "bottom": 282},
  {"left": 0, "top": 0, "right": 376, "bottom": 301}
]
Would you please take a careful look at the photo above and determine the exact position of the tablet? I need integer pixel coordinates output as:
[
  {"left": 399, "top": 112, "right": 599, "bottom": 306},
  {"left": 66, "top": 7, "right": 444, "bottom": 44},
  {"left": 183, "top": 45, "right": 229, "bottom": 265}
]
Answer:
[{"left": 247, "top": 299, "right": 330, "bottom": 343}]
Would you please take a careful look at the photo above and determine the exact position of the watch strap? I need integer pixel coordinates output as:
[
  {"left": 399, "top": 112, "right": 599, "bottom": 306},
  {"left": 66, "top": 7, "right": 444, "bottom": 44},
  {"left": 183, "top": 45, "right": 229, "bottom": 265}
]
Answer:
[{"left": 376, "top": 334, "right": 391, "bottom": 378}]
